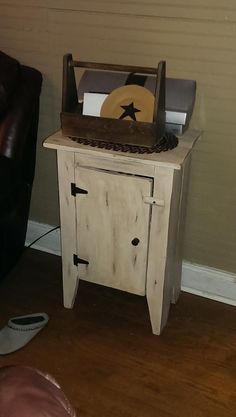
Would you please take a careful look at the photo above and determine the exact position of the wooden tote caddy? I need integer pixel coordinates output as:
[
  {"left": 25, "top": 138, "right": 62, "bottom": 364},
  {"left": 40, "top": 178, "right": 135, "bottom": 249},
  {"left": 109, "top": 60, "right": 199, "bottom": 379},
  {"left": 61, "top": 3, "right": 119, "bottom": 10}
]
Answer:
[{"left": 60, "top": 54, "right": 178, "bottom": 153}]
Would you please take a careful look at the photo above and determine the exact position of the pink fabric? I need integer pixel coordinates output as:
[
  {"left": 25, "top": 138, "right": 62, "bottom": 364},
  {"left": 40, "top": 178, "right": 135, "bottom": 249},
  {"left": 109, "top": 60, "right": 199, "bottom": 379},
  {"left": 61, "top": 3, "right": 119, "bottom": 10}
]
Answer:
[{"left": 0, "top": 365, "right": 77, "bottom": 417}]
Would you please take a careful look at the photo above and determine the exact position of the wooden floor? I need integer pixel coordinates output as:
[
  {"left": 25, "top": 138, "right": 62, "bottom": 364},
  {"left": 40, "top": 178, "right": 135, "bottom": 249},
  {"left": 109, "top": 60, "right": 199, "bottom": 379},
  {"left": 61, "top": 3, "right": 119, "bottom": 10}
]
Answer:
[{"left": 0, "top": 249, "right": 236, "bottom": 417}]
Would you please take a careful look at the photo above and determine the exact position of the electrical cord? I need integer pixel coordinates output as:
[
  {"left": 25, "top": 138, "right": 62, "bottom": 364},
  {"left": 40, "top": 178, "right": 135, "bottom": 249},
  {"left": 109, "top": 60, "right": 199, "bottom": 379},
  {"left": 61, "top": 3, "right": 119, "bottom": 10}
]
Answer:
[{"left": 26, "top": 226, "right": 60, "bottom": 249}]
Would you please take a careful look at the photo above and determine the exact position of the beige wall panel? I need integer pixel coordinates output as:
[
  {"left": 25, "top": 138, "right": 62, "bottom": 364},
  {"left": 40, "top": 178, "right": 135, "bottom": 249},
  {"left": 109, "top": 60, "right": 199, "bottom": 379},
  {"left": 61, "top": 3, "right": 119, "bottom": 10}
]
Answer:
[
  {"left": 48, "top": 10, "right": 236, "bottom": 49},
  {"left": 47, "top": 10, "right": 236, "bottom": 48},
  {"left": 48, "top": 11, "right": 236, "bottom": 61},
  {"left": 49, "top": 1, "right": 236, "bottom": 22},
  {"left": 1, "top": 1, "right": 236, "bottom": 272},
  {"left": 49, "top": 0, "right": 236, "bottom": 9},
  {"left": 0, "top": 1, "right": 48, "bottom": 5},
  {"left": 197, "top": 133, "right": 236, "bottom": 155}
]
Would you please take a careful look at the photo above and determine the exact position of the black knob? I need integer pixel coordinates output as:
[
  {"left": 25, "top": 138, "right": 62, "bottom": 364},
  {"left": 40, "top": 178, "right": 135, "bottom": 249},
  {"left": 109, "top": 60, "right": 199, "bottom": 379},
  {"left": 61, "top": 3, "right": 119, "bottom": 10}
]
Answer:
[{"left": 131, "top": 238, "right": 140, "bottom": 246}]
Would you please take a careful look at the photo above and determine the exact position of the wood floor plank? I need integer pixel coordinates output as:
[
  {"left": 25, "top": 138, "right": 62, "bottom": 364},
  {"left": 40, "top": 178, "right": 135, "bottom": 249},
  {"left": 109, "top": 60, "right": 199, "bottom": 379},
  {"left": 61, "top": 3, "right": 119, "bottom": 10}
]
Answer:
[{"left": 0, "top": 249, "right": 235, "bottom": 417}]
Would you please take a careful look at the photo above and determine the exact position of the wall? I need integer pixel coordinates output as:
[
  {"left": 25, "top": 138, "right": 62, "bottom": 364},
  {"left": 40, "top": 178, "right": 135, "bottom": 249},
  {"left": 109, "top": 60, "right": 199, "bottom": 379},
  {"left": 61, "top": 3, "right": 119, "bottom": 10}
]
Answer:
[{"left": 1, "top": 0, "right": 236, "bottom": 273}]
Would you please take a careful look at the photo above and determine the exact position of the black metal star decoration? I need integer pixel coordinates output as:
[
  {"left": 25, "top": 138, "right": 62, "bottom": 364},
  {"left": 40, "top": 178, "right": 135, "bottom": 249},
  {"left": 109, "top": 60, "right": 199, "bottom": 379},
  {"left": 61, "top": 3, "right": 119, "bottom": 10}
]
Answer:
[{"left": 119, "top": 102, "right": 141, "bottom": 121}]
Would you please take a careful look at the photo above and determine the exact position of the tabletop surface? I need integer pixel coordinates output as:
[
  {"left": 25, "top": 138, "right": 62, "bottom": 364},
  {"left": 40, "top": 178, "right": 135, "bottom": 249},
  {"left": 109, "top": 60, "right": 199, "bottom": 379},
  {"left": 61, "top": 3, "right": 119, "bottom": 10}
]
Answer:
[{"left": 43, "top": 129, "right": 201, "bottom": 170}]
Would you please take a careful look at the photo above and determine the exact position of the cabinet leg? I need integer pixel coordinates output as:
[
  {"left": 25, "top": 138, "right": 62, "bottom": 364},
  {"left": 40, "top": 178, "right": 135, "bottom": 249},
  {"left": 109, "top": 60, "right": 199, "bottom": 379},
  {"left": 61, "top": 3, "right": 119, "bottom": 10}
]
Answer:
[
  {"left": 146, "top": 262, "right": 170, "bottom": 335},
  {"left": 62, "top": 267, "right": 79, "bottom": 308},
  {"left": 171, "top": 260, "right": 182, "bottom": 304},
  {"left": 146, "top": 297, "right": 162, "bottom": 336},
  {"left": 171, "top": 157, "right": 191, "bottom": 305},
  {"left": 60, "top": 243, "right": 79, "bottom": 308},
  {"left": 146, "top": 166, "right": 175, "bottom": 335},
  {"left": 57, "top": 150, "right": 79, "bottom": 309}
]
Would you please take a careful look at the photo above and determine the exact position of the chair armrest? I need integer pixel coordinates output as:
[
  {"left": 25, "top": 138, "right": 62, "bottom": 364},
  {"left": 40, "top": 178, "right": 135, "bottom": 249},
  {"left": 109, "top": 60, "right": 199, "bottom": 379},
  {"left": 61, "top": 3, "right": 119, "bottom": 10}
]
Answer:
[{"left": 0, "top": 66, "right": 42, "bottom": 162}]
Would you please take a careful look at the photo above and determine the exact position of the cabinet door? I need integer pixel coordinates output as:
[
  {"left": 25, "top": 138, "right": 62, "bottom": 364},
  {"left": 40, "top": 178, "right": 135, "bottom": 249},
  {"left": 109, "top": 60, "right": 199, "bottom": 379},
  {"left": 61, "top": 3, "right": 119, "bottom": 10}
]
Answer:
[{"left": 75, "top": 166, "right": 153, "bottom": 295}]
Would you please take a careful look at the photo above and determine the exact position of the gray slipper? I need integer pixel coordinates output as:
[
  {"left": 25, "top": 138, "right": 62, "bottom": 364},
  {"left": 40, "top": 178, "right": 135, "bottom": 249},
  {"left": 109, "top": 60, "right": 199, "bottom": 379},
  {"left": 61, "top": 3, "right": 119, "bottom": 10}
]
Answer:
[{"left": 0, "top": 313, "right": 49, "bottom": 355}]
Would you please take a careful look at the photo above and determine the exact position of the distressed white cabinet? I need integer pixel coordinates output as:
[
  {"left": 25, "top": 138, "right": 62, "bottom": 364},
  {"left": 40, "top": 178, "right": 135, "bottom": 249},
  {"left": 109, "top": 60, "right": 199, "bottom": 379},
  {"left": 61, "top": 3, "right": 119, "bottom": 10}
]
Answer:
[{"left": 44, "top": 129, "right": 200, "bottom": 335}]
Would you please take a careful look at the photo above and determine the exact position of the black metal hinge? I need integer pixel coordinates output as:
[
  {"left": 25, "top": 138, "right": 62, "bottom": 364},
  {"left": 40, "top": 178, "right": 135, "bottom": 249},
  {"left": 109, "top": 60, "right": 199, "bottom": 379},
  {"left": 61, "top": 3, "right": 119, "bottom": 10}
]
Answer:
[
  {"left": 71, "top": 183, "right": 88, "bottom": 196},
  {"left": 73, "top": 254, "right": 89, "bottom": 266}
]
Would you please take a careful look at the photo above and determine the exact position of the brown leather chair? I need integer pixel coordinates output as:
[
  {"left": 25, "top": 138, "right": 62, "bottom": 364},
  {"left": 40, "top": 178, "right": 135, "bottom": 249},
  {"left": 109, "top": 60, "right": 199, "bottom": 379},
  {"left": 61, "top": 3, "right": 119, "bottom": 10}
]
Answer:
[{"left": 0, "top": 51, "right": 42, "bottom": 279}]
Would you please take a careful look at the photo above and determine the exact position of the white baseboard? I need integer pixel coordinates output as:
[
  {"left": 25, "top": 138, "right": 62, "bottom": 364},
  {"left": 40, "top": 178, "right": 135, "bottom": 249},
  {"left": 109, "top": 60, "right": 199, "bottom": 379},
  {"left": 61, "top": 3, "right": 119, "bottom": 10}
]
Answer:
[
  {"left": 181, "top": 262, "right": 236, "bottom": 306},
  {"left": 26, "top": 221, "right": 236, "bottom": 307}
]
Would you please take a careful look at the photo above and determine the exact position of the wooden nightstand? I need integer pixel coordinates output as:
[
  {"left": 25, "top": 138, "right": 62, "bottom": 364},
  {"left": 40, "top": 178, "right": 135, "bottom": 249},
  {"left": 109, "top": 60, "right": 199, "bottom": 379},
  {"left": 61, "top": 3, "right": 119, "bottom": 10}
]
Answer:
[{"left": 44, "top": 129, "right": 200, "bottom": 334}]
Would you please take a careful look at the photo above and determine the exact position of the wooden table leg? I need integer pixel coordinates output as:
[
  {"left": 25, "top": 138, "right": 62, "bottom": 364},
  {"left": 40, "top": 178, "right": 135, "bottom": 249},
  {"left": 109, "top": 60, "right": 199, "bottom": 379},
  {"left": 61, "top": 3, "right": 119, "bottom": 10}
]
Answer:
[
  {"left": 171, "top": 156, "right": 191, "bottom": 304},
  {"left": 146, "top": 166, "right": 175, "bottom": 334},
  {"left": 57, "top": 150, "right": 79, "bottom": 308}
]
